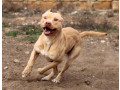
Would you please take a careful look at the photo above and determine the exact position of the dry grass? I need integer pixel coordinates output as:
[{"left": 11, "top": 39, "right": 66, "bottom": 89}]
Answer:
[{"left": 64, "top": 11, "right": 118, "bottom": 32}]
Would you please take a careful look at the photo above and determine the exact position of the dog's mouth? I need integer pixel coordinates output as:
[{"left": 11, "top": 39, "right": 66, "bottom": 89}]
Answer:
[{"left": 43, "top": 27, "right": 56, "bottom": 35}]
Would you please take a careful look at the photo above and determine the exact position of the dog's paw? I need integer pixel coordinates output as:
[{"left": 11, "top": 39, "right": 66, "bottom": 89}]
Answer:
[
  {"left": 37, "top": 68, "right": 44, "bottom": 74},
  {"left": 41, "top": 76, "right": 50, "bottom": 81},
  {"left": 52, "top": 79, "right": 60, "bottom": 83},
  {"left": 22, "top": 72, "right": 30, "bottom": 78},
  {"left": 22, "top": 67, "right": 32, "bottom": 78},
  {"left": 22, "top": 73, "right": 28, "bottom": 78}
]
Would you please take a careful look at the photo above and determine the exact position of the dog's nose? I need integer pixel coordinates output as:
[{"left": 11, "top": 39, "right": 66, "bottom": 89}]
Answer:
[{"left": 45, "top": 22, "right": 51, "bottom": 26}]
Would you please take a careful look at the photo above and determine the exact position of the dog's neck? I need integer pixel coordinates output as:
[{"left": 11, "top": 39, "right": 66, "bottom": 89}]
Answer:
[{"left": 44, "top": 31, "right": 63, "bottom": 44}]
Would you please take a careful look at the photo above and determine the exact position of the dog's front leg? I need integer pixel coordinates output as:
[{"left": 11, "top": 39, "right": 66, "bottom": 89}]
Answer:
[{"left": 22, "top": 49, "right": 39, "bottom": 78}]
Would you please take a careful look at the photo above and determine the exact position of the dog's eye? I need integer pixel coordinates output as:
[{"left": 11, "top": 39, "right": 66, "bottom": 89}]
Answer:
[
  {"left": 54, "top": 18, "right": 58, "bottom": 21},
  {"left": 44, "top": 16, "right": 47, "bottom": 19}
]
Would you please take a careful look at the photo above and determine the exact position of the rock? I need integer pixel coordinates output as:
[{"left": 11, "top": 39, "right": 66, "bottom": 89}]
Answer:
[
  {"left": 101, "top": 40, "right": 106, "bottom": 43},
  {"left": 4, "top": 66, "right": 8, "bottom": 70},
  {"left": 14, "top": 13, "right": 19, "bottom": 16},
  {"left": 91, "top": 42, "right": 94, "bottom": 44},
  {"left": 70, "top": 22, "right": 74, "bottom": 25},
  {"left": 25, "top": 51, "right": 30, "bottom": 54},
  {"left": 84, "top": 80, "right": 91, "bottom": 85},
  {"left": 81, "top": 68, "right": 87, "bottom": 72},
  {"left": 105, "top": 38, "right": 108, "bottom": 40},
  {"left": 71, "top": 11, "right": 78, "bottom": 15},
  {"left": 14, "top": 59, "right": 20, "bottom": 63},
  {"left": 22, "top": 23, "right": 27, "bottom": 25},
  {"left": 16, "top": 17, "right": 25, "bottom": 21},
  {"left": 4, "top": 28, "right": 10, "bottom": 33},
  {"left": 101, "top": 50, "right": 104, "bottom": 52},
  {"left": 38, "top": 22, "right": 41, "bottom": 25},
  {"left": 21, "top": 64, "right": 25, "bottom": 67}
]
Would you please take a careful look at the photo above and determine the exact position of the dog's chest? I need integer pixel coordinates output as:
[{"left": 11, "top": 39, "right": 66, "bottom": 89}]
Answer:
[{"left": 35, "top": 37, "right": 56, "bottom": 60}]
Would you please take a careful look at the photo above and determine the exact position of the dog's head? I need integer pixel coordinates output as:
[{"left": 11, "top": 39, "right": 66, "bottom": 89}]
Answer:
[{"left": 40, "top": 9, "right": 63, "bottom": 36}]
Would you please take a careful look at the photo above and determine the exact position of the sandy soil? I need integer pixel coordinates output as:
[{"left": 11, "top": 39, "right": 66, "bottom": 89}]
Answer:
[
  {"left": 2, "top": 11, "right": 119, "bottom": 90},
  {"left": 2, "top": 33, "right": 119, "bottom": 90}
]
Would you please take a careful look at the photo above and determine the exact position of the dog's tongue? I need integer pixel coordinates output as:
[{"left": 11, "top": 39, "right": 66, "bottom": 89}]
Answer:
[{"left": 44, "top": 29, "right": 51, "bottom": 35}]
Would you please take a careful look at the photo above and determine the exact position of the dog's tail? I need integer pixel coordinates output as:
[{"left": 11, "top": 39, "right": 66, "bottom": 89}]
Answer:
[{"left": 80, "top": 31, "right": 107, "bottom": 38}]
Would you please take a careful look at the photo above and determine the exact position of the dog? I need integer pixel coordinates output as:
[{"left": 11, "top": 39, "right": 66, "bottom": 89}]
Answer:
[{"left": 22, "top": 9, "right": 107, "bottom": 83}]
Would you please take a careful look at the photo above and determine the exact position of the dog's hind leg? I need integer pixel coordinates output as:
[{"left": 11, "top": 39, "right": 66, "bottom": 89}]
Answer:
[
  {"left": 52, "top": 46, "right": 81, "bottom": 83},
  {"left": 41, "top": 66, "right": 58, "bottom": 81},
  {"left": 52, "top": 59, "right": 71, "bottom": 83}
]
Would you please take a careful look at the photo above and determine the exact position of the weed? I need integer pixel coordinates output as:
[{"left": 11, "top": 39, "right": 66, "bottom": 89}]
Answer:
[
  {"left": 21, "top": 25, "right": 42, "bottom": 35},
  {"left": 2, "top": 24, "right": 11, "bottom": 28},
  {"left": 22, "top": 36, "right": 38, "bottom": 42},
  {"left": 68, "top": 11, "right": 118, "bottom": 32},
  {"left": 2, "top": 12, "right": 15, "bottom": 18},
  {"left": 97, "top": 27, "right": 104, "bottom": 32},
  {"left": 5, "top": 31, "right": 21, "bottom": 37},
  {"left": 113, "top": 10, "right": 119, "bottom": 13}
]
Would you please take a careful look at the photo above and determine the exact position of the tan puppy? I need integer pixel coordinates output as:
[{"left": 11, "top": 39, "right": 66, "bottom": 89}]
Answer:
[{"left": 22, "top": 10, "right": 107, "bottom": 83}]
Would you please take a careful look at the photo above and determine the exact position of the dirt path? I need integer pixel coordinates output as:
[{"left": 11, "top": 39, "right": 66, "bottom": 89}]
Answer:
[{"left": 2, "top": 32, "right": 119, "bottom": 90}]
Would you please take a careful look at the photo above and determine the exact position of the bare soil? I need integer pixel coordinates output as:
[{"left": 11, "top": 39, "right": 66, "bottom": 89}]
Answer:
[{"left": 2, "top": 11, "right": 119, "bottom": 90}]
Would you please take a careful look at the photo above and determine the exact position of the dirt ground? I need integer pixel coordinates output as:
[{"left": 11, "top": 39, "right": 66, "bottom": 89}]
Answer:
[{"left": 2, "top": 11, "right": 119, "bottom": 90}]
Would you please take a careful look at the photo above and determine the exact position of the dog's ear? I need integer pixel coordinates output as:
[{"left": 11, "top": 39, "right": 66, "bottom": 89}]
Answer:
[
  {"left": 57, "top": 11, "right": 64, "bottom": 22},
  {"left": 46, "top": 9, "right": 51, "bottom": 12},
  {"left": 42, "top": 9, "right": 51, "bottom": 16},
  {"left": 57, "top": 11, "right": 62, "bottom": 15}
]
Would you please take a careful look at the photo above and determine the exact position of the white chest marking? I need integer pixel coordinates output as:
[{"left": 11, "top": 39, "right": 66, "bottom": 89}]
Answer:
[
  {"left": 35, "top": 47, "right": 45, "bottom": 55},
  {"left": 44, "top": 36, "right": 51, "bottom": 56},
  {"left": 35, "top": 37, "right": 55, "bottom": 59}
]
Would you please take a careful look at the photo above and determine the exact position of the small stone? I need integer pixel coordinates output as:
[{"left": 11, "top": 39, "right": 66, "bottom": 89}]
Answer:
[
  {"left": 101, "top": 50, "right": 104, "bottom": 52},
  {"left": 105, "top": 38, "right": 108, "bottom": 40},
  {"left": 91, "top": 42, "right": 94, "bottom": 44},
  {"left": 22, "top": 23, "right": 27, "bottom": 25},
  {"left": 101, "top": 40, "right": 105, "bottom": 43},
  {"left": 4, "top": 28, "right": 10, "bottom": 33},
  {"left": 14, "top": 59, "right": 20, "bottom": 63},
  {"left": 71, "top": 11, "right": 78, "bottom": 15},
  {"left": 81, "top": 68, "right": 87, "bottom": 72},
  {"left": 16, "top": 17, "right": 25, "bottom": 21},
  {"left": 4, "top": 66, "right": 8, "bottom": 70},
  {"left": 21, "top": 64, "right": 25, "bottom": 67},
  {"left": 90, "top": 38, "right": 93, "bottom": 41},
  {"left": 84, "top": 80, "right": 91, "bottom": 85},
  {"left": 25, "top": 51, "right": 30, "bottom": 54},
  {"left": 38, "top": 22, "right": 41, "bottom": 25},
  {"left": 70, "top": 22, "right": 74, "bottom": 25}
]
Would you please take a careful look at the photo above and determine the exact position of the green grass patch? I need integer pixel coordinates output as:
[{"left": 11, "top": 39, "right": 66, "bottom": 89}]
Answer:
[
  {"left": 97, "top": 26, "right": 118, "bottom": 33},
  {"left": 21, "top": 25, "right": 42, "bottom": 35},
  {"left": 97, "top": 27, "right": 105, "bottom": 32},
  {"left": 113, "top": 10, "right": 119, "bottom": 13},
  {"left": 5, "top": 31, "right": 21, "bottom": 37},
  {"left": 2, "top": 24, "right": 11, "bottom": 28},
  {"left": 22, "top": 36, "right": 38, "bottom": 42}
]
